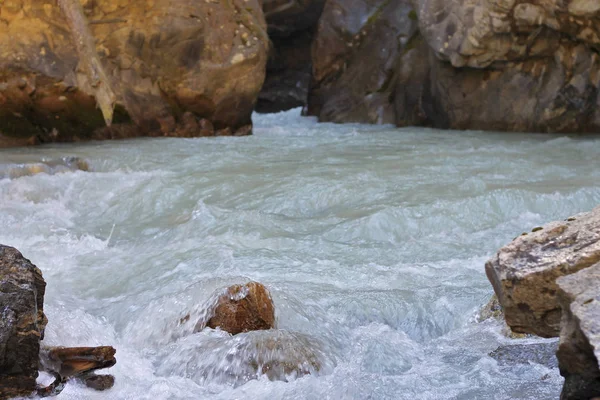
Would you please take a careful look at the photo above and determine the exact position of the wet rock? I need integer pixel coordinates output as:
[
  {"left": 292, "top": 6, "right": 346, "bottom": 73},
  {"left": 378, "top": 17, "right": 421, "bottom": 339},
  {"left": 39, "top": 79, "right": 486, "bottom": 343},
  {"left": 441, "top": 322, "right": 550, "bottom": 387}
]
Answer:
[
  {"left": 485, "top": 206, "right": 600, "bottom": 338},
  {"left": 0, "top": 157, "right": 90, "bottom": 179},
  {"left": 0, "top": 0, "right": 268, "bottom": 147},
  {"left": 490, "top": 342, "right": 559, "bottom": 369},
  {"left": 196, "top": 282, "right": 276, "bottom": 335},
  {"left": 556, "top": 262, "right": 600, "bottom": 400},
  {"left": 306, "top": 0, "right": 418, "bottom": 124},
  {"left": 160, "top": 330, "right": 329, "bottom": 386},
  {"left": 0, "top": 245, "right": 47, "bottom": 400},
  {"left": 257, "top": 0, "right": 326, "bottom": 112},
  {"left": 81, "top": 373, "right": 115, "bottom": 391}
]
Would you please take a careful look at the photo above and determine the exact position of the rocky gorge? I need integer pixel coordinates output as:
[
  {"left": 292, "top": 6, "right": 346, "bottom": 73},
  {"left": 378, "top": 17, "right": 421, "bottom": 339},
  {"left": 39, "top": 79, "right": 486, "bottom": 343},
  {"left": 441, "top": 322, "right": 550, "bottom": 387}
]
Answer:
[{"left": 2, "top": 0, "right": 600, "bottom": 147}]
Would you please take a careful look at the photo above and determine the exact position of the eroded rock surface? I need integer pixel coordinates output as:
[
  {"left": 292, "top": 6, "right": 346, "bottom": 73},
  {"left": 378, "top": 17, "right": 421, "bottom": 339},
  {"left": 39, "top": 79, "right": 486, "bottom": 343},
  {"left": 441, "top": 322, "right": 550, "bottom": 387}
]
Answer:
[
  {"left": 486, "top": 206, "right": 600, "bottom": 337},
  {"left": 556, "top": 262, "right": 600, "bottom": 400},
  {"left": 0, "top": 245, "right": 47, "bottom": 400},
  {"left": 0, "top": 0, "right": 268, "bottom": 147},
  {"left": 412, "top": 0, "right": 600, "bottom": 132}
]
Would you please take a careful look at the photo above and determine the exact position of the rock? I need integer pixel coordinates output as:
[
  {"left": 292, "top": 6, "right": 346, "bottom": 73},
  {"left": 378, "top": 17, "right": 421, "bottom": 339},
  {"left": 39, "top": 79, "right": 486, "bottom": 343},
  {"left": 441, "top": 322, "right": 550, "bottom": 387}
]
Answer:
[
  {"left": 306, "top": 0, "right": 418, "bottom": 124},
  {"left": 159, "top": 329, "right": 328, "bottom": 386},
  {"left": 490, "top": 342, "right": 559, "bottom": 369},
  {"left": 0, "top": 245, "right": 47, "bottom": 400},
  {"left": 0, "top": 157, "right": 90, "bottom": 179},
  {"left": 82, "top": 373, "right": 115, "bottom": 391},
  {"left": 556, "top": 262, "right": 600, "bottom": 400},
  {"left": 196, "top": 282, "right": 276, "bottom": 335},
  {"left": 257, "top": 0, "right": 326, "bottom": 112},
  {"left": 485, "top": 206, "right": 600, "bottom": 338},
  {"left": 305, "top": 0, "right": 600, "bottom": 132},
  {"left": 409, "top": 0, "right": 600, "bottom": 132},
  {"left": 0, "top": 0, "right": 268, "bottom": 147}
]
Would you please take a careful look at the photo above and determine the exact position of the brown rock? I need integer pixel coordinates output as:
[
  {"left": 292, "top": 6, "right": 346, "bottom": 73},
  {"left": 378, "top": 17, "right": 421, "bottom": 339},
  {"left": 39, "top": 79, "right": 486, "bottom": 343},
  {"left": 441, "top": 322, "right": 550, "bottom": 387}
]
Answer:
[
  {"left": 200, "top": 282, "right": 276, "bottom": 335},
  {"left": 82, "top": 373, "right": 115, "bottom": 391},
  {"left": 0, "top": 0, "right": 268, "bottom": 147},
  {"left": 215, "top": 127, "right": 233, "bottom": 137},
  {"left": 485, "top": 207, "right": 600, "bottom": 338},
  {"left": 0, "top": 245, "right": 46, "bottom": 400},
  {"left": 198, "top": 119, "right": 215, "bottom": 137},
  {"left": 556, "top": 262, "right": 600, "bottom": 400}
]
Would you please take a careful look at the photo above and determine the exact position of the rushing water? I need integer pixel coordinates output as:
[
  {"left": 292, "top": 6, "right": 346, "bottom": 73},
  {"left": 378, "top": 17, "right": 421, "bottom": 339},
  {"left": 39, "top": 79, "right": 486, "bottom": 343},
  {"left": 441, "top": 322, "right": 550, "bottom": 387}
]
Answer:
[{"left": 1, "top": 110, "right": 600, "bottom": 400}]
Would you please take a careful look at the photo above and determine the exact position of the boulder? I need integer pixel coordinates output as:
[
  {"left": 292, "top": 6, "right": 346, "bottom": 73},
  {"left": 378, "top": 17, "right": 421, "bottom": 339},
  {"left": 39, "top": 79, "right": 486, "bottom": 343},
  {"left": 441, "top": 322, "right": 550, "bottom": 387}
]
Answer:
[
  {"left": 197, "top": 282, "right": 276, "bottom": 335},
  {"left": 306, "top": 0, "right": 419, "bottom": 124},
  {"left": 485, "top": 206, "right": 600, "bottom": 337},
  {"left": 257, "top": 0, "right": 326, "bottom": 112},
  {"left": 0, "top": 245, "right": 47, "bottom": 400},
  {"left": 0, "top": 0, "right": 268, "bottom": 147},
  {"left": 556, "top": 262, "right": 600, "bottom": 400},
  {"left": 306, "top": 0, "right": 600, "bottom": 132},
  {"left": 408, "top": 0, "right": 600, "bottom": 132}
]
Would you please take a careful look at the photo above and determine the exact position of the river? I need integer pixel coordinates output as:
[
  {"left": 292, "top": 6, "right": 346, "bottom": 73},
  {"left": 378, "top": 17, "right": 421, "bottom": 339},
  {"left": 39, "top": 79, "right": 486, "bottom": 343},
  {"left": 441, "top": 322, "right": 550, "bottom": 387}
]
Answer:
[{"left": 1, "top": 110, "right": 600, "bottom": 399}]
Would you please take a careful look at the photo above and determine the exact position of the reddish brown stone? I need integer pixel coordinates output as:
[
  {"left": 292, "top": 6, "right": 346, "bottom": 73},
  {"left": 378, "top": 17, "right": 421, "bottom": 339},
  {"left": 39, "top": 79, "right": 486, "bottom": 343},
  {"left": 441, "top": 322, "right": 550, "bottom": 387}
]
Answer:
[
  {"left": 204, "top": 282, "right": 275, "bottom": 335},
  {"left": 234, "top": 125, "right": 253, "bottom": 136}
]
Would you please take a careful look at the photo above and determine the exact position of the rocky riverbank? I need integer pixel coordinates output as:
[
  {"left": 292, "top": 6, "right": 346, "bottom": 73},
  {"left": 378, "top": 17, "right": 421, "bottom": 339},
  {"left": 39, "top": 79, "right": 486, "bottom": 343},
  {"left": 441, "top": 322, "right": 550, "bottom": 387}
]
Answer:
[
  {"left": 486, "top": 205, "right": 600, "bottom": 399},
  {"left": 0, "top": 245, "right": 116, "bottom": 399},
  {"left": 2, "top": 0, "right": 599, "bottom": 147}
]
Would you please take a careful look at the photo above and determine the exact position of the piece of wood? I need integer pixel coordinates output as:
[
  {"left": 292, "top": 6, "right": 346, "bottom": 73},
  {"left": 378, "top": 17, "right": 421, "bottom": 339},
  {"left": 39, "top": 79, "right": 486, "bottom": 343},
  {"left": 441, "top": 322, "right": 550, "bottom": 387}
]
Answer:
[
  {"left": 57, "top": 0, "right": 116, "bottom": 126},
  {"left": 41, "top": 346, "right": 116, "bottom": 378}
]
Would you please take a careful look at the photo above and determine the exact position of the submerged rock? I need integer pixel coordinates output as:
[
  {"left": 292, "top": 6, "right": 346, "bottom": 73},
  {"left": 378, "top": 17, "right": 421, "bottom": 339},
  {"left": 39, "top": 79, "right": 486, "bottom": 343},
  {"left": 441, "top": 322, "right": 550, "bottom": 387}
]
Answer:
[
  {"left": 556, "top": 262, "right": 600, "bottom": 400},
  {"left": 159, "top": 329, "right": 330, "bottom": 386},
  {"left": 0, "top": 245, "right": 47, "bottom": 400},
  {"left": 485, "top": 206, "right": 600, "bottom": 338},
  {"left": 490, "top": 342, "right": 559, "bottom": 369},
  {"left": 196, "top": 282, "right": 276, "bottom": 335},
  {"left": 0, "top": 157, "right": 90, "bottom": 179},
  {"left": 0, "top": 0, "right": 268, "bottom": 147}
]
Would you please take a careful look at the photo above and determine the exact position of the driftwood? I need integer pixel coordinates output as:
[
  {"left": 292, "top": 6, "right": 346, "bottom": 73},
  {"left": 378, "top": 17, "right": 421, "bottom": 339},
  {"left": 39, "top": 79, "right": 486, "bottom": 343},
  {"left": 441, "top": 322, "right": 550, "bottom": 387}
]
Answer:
[
  {"left": 57, "top": 0, "right": 117, "bottom": 126},
  {"left": 38, "top": 346, "right": 117, "bottom": 396}
]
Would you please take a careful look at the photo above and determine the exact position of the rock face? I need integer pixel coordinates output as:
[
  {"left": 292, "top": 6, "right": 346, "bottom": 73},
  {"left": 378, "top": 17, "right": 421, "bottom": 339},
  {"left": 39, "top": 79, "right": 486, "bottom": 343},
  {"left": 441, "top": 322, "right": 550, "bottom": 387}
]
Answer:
[
  {"left": 307, "top": 0, "right": 600, "bottom": 132},
  {"left": 411, "top": 0, "right": 600, "bottom": 133},
  {"left": 485, "top": 206, "right": 600, "bottom": 338},
  {"left": 556, "top": 262, "right": 600, "bottom": 400},
  {"left": 306, "top": 0, "right": 419, "bottom": 124},
  {"left": 257, "top": 0, "right": 325, "bottom": 112},
  {"left": 0, "top": 245, "right": 47, "bottom": 399},
  {"left": 199, "top": 282, "right": 276, "bottom": 335},
  {"left": 0, "top": 0, "right": 268, "bottom": 147}
]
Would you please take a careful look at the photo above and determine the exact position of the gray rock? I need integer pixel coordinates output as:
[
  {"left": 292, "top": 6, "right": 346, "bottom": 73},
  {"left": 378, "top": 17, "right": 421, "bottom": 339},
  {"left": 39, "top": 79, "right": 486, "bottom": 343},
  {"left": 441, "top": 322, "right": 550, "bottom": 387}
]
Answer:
[
  {"left": 490, "top": 342, "right": 559, "bottom": 369},
  {"left": 556, "top": 262, "right": 600, "bottom": 400},
  {"left": 485, "top": 206, "right": 600, "bottom": 338},
  {"left": 0, "top": 245, "right": 47, "bottom": 400}
]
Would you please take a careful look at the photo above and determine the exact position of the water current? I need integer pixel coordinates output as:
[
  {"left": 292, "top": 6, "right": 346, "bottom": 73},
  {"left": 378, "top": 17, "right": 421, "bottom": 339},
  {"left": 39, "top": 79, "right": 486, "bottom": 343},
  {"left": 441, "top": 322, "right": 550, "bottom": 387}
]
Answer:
[{"left": 1, "top": 110, "right": 600, "bottom": 399}]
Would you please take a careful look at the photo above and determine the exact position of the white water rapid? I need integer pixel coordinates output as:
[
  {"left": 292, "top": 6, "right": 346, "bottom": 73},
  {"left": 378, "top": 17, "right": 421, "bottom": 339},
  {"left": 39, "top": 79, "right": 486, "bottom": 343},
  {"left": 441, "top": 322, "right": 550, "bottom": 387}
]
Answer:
[{"left": 1, "top": 110, "right": 600, "bottom": 399}]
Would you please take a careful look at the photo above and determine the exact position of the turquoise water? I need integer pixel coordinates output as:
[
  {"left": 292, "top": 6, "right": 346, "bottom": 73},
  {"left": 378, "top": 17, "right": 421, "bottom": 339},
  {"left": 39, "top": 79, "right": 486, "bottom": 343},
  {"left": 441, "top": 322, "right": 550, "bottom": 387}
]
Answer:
[{"left": 2, "top": 110, "right": 600, "bottom": 399}]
